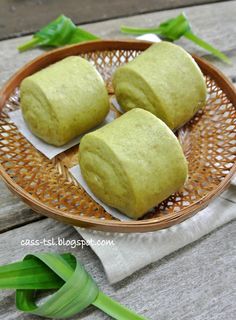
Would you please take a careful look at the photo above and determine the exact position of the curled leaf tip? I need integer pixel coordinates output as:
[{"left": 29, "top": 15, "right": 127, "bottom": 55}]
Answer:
[
  {"left": 18, "top": 15, "right": 99, "bottom": 52},
  {"left": 120, "top": 12, "right": 230, "bottom": 63},
  {"left": 0, "top": 253, "right": 147, "bottom": 319}
]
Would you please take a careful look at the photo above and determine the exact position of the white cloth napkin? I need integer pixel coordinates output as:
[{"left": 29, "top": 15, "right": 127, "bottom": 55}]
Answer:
[{"left": 76, "top": 179, "right": 236, "bottom": 284}]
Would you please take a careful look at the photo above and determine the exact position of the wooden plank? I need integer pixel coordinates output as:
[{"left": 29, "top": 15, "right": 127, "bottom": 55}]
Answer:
[
  {"left": 0, "top": 2, "right": 235, "bottom": 319},
  {"left": 0, "top": 0, "right": 225, "bottom": 40},
  {"left": 0, "top": 181, "right": 43, "bottom": 233},
  {"left": 0, "top": 0, "right": 236, "bottom": 232},
  {"left": 0, "top": 1, "right": 235, "bottom": 89},
  {"left": 0, "top": 218, "right": 235, "bottom": 319}
]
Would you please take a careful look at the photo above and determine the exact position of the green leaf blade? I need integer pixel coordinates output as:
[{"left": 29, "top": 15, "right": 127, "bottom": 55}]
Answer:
[
  {"left": 68, "top": 27, "right": 100, "bottom": 44},
  {"left": 18, "top": 37, "right": 41, "bottom": 52},
  {"left": 94, "top": 291, "right": 148, "bottom": 320},
  {"left": 158, "top": 12, "right": 191, "bottom": 41},
  {"left": 0, "top": 253, "right": 147, "bottom": 319},
  {"left": 0, "top": 253, "right": 76, "bottom": 289},
  {"left": 15, "top": 253, "right": 99, "bottom": 318},
  {"left": 34, "top": 15, "right": 77, "bottom": 47},
  {"left": 18, "top": 15, "right": 99, "bottom": 52},
  {"left": 0, "top": 259, "right": 62, "bottom": 289},
  {"left": 184, "top": 31, "right": 231, "bottom": 64},
  {"left": 120, "top": 12, "right": 230, "bottom": 63},
  {"left": 120, "top": 25, "right": 162, "bottom": 35},
  {"left": 121, "top": 13, "right": 191, "bottom": 41}
]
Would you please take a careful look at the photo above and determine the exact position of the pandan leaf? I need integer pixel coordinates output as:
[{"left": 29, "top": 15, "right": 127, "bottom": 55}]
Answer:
[
  {"left": 18, "top": 15, "right": 99, "bottom": 52},
  {"left": 121, "top": 12, "right": 230, "bottom": 63},
  {"left": 0, "top": 252, "right": 148, "bottom": 319}
]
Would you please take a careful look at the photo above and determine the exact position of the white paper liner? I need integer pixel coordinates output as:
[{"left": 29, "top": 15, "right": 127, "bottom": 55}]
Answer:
[
  {"left": 8, "top": 109, "right": 116, "bottom": 159},
  {"left": 136, "top": 33, "right": 161, "bottom": 42},
  {"left": 69, "top": 165, "right": 131, "bottom": 221},
  {"left": 111, "top": 97, "right": 124, "bottom": 113}
]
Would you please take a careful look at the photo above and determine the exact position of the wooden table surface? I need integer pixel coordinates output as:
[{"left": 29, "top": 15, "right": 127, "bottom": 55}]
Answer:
[{"left": 0, "top": 1, "right": 236, "bottom": 319}]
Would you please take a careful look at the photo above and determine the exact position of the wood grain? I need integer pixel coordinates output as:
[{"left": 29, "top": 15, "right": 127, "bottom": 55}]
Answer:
[
  {"left": 0, "top": 1, "right": 235, "bottom": 88},
  {"left": 0, "top": 0, "right": 225, "bottom": 40},
  {"left": 0, "top": 218, "right": 235, "bottom": 319},
  {"left": 0, "top": 2, "right": 235, "bottom": 319},
  {"left": 0, "top": 181, "right": 43, "bottom": 233}
]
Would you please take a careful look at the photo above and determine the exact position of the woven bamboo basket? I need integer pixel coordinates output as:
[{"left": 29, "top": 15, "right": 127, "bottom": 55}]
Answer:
[{"left": 0, "top": 40, "right": 235, "bottom": 232}]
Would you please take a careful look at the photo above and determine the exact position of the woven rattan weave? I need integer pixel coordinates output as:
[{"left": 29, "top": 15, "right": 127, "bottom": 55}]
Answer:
[{"left": 0, "top": 40, "right": 235, "bottom": 232}]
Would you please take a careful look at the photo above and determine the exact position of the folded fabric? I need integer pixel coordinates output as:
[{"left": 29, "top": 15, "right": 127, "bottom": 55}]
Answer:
[{"left": 76, "top": 178, "right": 236, "bottom": 283}]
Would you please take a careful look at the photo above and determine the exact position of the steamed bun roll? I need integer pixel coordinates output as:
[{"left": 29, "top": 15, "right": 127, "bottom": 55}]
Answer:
[
  {"left": 113, "top": 42, "right": 207, "bottom": 130},
  {"left": 20, "top": 56, "right": 109, "bottom": 146},
  {"left": 79, "top": 108, "right": 188, "bottom": 219}
]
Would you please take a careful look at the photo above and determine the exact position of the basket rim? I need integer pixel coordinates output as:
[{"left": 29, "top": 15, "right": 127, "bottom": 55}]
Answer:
[{"left": 0, "top": 39, "right": 235, "bottom": 233}]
